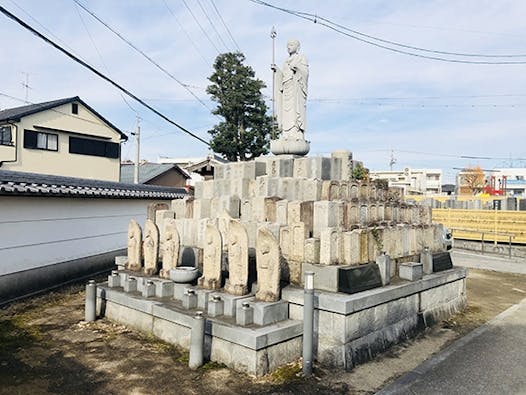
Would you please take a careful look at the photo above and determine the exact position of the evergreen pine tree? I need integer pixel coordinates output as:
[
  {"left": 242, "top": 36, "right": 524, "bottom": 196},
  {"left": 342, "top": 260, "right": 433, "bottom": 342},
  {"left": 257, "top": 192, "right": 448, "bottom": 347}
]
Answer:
[{"left": 206, "top": 52, "right": 272, "bottom": 161}]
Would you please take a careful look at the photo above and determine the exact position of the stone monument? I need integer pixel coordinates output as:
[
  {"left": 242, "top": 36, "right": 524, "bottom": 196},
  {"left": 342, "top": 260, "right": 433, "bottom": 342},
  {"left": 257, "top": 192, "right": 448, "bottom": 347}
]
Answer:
[
  {"left": 255, "top": 227, "right": 281, "bottom": 302},
  {"left": 270, "top": 39, "right": 310, "bottom": 156},
  {"left": 143, "top": 219, "right": 160, "bottom": 276},
  {"left": 126, "top": 219, "right": 142, "bottom": 271},
  {"left": 198, "top": 223, "right": 223, "bottom": 290},
  {"left": 160, "top": 219, "right": 180, "bottom": 279},
  {"left": 224, "top": 219, "right": 249, "bottom": 296}
]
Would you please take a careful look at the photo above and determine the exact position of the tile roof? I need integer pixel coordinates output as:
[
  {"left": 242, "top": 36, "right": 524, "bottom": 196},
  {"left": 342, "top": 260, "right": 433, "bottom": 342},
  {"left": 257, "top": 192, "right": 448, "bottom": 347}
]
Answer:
[
  {"left": 0, "top": 170, "right": 186, "bottom": 199},
  {"left": 120, "top": 163, "right": 189, "bottom": 184},
  {"left": 0, "top": 96, "right": 128, "bottom": 141}
]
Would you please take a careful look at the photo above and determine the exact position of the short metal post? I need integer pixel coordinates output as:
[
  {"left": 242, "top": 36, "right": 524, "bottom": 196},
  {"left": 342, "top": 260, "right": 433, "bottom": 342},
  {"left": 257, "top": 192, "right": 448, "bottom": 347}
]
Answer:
[
  {"left": 481, "top": 233, "right": 485, "bottom": 254},
  {"left": 189, "top": 311, "right": 205, "bottom": 369},
  {"left": 303, "top": 271, "right": 315, "bottom": 376},
  {"left": 85, "top": 280, "right": 97, "bottom": 322},
  {"left": 509, "top": 236, "right": 512, "bottom": 259}
]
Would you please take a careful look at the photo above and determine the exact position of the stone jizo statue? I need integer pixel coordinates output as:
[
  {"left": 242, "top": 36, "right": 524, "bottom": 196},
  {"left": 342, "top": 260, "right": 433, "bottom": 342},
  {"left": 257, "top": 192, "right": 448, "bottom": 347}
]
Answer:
[
  {"left": 270, "top": 39, "right": 310, "bottom": 156},
  {"left": 272, "top": 39, "right": 308, "bottom": 137},
  {"left": 126, "top": 219, "right": 142, "bottom": 271}
]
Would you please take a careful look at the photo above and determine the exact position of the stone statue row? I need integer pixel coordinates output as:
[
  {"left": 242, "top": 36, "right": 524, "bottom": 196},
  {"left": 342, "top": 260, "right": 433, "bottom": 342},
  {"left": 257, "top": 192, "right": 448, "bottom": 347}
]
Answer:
[{"left": 126, "top": 218, "right": 281, "bottom": 302}]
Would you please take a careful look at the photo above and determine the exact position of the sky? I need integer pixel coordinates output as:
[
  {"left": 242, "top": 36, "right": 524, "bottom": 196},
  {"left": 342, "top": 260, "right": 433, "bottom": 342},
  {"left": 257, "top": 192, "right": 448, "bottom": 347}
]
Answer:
[{"left": 1, "top": 0, "right": 526, "bottom": 183}]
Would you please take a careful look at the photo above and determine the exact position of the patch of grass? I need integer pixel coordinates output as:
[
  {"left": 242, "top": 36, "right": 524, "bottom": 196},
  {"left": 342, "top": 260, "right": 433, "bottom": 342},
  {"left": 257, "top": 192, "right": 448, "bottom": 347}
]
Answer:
[
  {"left": 266, "top": 360, "right": 302, "bottom": 384},
  {"left": 176, "top": 352, "right": 189, "bottom": 364},
  {"left": 201, "top": 360, "right": 226, "bottom": 370},
  {"left": 442, "top": 304, "right": 485, "bottom": 334},
  {"left": 0, "top": 317, "right": 42, "bottom": 353}
]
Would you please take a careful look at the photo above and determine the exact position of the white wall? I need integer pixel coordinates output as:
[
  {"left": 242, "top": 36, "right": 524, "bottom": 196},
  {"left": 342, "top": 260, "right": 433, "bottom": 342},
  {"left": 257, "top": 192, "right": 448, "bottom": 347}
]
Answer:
[{"left": 0, "top": 196, "right": 151, "bottom": 276}]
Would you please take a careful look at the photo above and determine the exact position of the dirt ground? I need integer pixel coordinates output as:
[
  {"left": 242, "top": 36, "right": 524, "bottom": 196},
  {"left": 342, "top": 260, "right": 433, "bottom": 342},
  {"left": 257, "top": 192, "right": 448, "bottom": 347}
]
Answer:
[{"left": 1, "top": 268, "right": 525, "bottom": 395}]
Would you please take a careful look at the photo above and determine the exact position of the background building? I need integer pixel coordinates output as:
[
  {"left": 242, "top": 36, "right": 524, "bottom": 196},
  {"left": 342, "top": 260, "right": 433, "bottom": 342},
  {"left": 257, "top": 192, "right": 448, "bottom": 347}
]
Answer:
[
  {"left": 370, "top": 168, "right": 442, "bottom": 195},
  {"left": 0, "top": 97, "right": 127, "bottom": 181},
  {"left": 120, "top": 161, "right": 189, "bottom": 187},
  {"left": 158, "top": 154, "right": 227, "bottom": 185},
  {"left": 488, "top": 168, "right": 526, "bottom": 196}
]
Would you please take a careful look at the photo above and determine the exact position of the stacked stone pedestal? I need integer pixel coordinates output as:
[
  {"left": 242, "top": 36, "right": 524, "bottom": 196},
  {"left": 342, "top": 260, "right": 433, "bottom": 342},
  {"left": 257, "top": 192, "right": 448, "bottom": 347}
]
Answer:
[{"left": 99, "top": 150, "right": 464, "bottom": 376}]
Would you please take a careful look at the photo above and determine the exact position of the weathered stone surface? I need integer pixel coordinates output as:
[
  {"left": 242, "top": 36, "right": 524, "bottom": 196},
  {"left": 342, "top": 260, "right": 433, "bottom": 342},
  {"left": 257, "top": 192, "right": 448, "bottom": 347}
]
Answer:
[
  {"left": 211, "top": 196, "right": 240, "bottom": 219},
  {"left": 304, "top": 238, "right": 320, "bottom": 264},
  {"left": 331, "top": 150, "right": 352, "bottom": 180},
  {"left": 126, "top": 219, "right": 142, "bottom": 271},
  {"left": 349, "top": 183, "right": 359, "bottom": 200},
  {"left": 231, "top": 178, "right": 254, "bottom": 199},
  {"left": 143, "top": 219, "right": 160, "bottom": 276},
  {"left": 342, "top": 231, "right": 359, "bottom": 266},
  {"left": 213, "top": 179, "right": 232, "bottom": 198},
  {"left": 252, "top": 197, "right": 280, "bottom": 222},
  {"left": 147, "top": 202, "right": 169, "bottom": 221},
  {"left": 190, "top": 199, "right": 209, "bottom": 220},
  {"left": 198, "top": 224, "right": 223, "bottom": 290},
  {"left": 359, "top": 184, "right": 370, "bottom": 201},
  {"left": 225, "top": 220, "right": 249, "bottom": 296},
  {"left": 376, "top": 253, "right": 391, "bottom": 286},
  {"left": 293, "top": 157, "right": 331, "bottom": 180},
  {"left": 175, "top": 218, "right": 198, "bottom": 247},
  {"left": 320, "top": 228, "right": 341, "bottom": 265},
  {"left": 346, "top": 204, "right": 359, "bottom": 228},
  {"left": 277, "top": 177, "right": 301, "bottom": 200},
  {"left": 171, "top": 197, "right": 194, "bottom": 219},
  {"left": 160, "top": 219, "right": 180, "bottom": 279},
  {"left": 399, "top": 262, "right": 423, "bottom": 281},
  {"left": 302, "top": 179, "right": 323, "bottom": 201},
  {"left": 275, "top": 200, "right": 288, "bottom": 225},
  {"left": 313, "top": 200, "right": 344, "bottom": 237},
  {"left": 267, "top": 157, "right": 294, "bottom": 178},
  {"left": 255, "top": 176, "right": 279, "bottom": 198},
  {"left": 288, "top": 222, "right": 308, "bottom": 283},
  {"left": 255, "top": 228, "right": 281, "bottom": 302},
  {"left": 287, "top": 200, "right": 314, "bottom": 236}
]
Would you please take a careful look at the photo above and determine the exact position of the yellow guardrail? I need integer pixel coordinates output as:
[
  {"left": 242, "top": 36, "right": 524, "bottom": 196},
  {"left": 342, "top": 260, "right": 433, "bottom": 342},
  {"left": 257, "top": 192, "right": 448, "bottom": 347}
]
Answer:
[{"left": 432, "top": 208, "right": 526, "bottom": 244}]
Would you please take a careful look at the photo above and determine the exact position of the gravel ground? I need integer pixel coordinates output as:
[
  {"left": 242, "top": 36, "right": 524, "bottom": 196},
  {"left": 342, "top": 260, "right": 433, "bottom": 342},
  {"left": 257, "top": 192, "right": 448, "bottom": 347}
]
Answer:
[{"left": 1, "top": 268, "right": 525, "bottom": 395}]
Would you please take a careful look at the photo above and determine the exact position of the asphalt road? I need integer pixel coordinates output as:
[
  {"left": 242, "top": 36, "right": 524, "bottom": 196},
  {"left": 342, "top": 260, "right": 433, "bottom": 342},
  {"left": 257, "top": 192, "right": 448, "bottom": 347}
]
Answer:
[
  {"left": 377, "top": 297, "right": 526, "bottom": 395},
  {"left": 377, "top": 250, "right": 526, "bottom": 395},
  {"left": 451, "top": 249, "right": 526, "bottom": 274}
]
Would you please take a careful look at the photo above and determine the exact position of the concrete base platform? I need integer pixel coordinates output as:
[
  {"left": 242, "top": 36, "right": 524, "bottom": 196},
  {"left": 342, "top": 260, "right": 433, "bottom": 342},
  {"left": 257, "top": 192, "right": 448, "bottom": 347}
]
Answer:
[
  {"left": 95, "top": 267, "right": 466, "bottom": 375},
  {"left": 97, "top": 285, "right": 302, "bottom": 376},
  {"left": 282, "top": 267, "right": 467, "bottom": 370}
]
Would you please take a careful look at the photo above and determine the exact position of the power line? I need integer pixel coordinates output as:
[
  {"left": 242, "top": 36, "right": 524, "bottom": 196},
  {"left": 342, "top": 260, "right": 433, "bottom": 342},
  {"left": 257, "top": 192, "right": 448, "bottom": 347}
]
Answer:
[
  {"left": 249, "top": 0, "right": 526, "bottom": 65},
  {"left": 73, "top": 0, "right": 216, "bottom": 116},
  {"left": 209, "top": 0, "right": 241, "bottom": 52},
  {"left": 181, "top": 0, "right": 222, "bottom": 54},
  {"left": 196, "top": 0, "right": 231, "bottom": 51},
  {"left": 73, "top": 1, "right": 139, "bottom": 116},
  {"left": 0, "top": 92, "right": 121, "bottom": 128},
  {"left": 162, "top": 0, "right": 211, "bottom": 67},
  {"left": 311, "top": 14, "right": 526, "bottom": 59},
  {"left": 0, "top": 5, "right": 209, "bottom": 146}
]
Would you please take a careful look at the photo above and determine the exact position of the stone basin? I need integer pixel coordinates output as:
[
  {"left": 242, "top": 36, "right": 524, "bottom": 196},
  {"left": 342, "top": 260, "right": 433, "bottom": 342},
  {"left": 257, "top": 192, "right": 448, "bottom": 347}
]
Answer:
[{"left": 169, "top": 267, "right": 199, "bottom": 283}]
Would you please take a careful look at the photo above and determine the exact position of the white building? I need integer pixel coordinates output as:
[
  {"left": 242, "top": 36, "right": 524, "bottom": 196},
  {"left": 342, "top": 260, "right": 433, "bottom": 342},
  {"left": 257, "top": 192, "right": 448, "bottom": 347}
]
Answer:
[{"left": 370, "top": 168, "right": 442, "bottom": 195}]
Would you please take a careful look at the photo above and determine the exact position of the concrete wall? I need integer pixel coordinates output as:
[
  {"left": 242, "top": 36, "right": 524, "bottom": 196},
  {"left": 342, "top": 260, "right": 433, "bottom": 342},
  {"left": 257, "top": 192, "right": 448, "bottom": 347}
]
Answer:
[
  {"left": 0, "top": 196, "right": 158, "bottom": 304},
  {"left": 0, "top": 101, "right": 122, "bottom": 181}
]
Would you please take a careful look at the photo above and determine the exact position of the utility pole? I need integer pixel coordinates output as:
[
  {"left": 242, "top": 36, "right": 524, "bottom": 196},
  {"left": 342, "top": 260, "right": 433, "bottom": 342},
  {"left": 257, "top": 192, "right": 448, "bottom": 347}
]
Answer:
[
  {"left": 270, "top": 26, "right": 277, "bottom": 139},
  {"left": 133, "top": 116, "right": 141, "bottom": 184},
  {"left": 21, "top": 72, "right": 31, "bottom": 101},
  {"left": 389, "top": 149, "right": 396, "bottom": 171}
]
